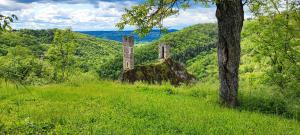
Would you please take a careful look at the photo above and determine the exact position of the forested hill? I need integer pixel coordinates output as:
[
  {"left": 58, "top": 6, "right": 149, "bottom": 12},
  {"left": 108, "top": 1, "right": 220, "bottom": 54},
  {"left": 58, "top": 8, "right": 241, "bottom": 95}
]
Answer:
[
  {"left": 98, "top": 23, "right": 217, "bottom": 79},
  {"left": 0, "top": 29, "right": 122, "bottom": 84}
]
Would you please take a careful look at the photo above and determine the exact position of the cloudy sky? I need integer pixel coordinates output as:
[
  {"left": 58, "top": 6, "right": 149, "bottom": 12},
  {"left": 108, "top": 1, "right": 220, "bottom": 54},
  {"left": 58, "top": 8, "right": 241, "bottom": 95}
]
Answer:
[{"left": 0, "top": 0, "right": 219, "bottom": 31}]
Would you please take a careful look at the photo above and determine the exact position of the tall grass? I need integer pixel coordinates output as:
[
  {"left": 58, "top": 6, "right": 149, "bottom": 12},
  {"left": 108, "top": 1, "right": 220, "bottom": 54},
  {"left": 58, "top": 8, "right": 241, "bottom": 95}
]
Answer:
[{"left": 0, "top": 77, "right": 299, "bottom": 134}]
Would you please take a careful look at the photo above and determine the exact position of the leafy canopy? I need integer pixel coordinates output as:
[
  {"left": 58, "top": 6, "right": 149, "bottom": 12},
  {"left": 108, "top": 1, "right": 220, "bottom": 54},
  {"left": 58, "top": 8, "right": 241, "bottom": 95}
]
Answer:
[
  {"left": 0, "top": 14, "right": 18, "bottom": 32},
  {"left": 116, "top": 0, "right": 218, "bottom": 37},
  {"left": 246, "top": 0, "right": 300, "bottom": 94},
  {"left": 46, "top": 29, "right": 78, "bottom": 81}
]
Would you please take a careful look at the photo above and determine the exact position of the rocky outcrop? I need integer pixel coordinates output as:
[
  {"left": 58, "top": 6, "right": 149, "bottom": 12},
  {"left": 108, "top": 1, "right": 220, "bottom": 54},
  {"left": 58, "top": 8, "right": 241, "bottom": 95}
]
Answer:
[{"left": 120, "top": 59, "right": 196, "bottom": 86}]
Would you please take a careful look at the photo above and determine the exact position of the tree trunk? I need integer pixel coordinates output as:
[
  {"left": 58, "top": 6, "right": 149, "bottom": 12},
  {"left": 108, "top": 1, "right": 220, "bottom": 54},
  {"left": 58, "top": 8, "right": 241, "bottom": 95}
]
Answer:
[{"left": 216, "top": 0, "right": 244, "bottom": 107}]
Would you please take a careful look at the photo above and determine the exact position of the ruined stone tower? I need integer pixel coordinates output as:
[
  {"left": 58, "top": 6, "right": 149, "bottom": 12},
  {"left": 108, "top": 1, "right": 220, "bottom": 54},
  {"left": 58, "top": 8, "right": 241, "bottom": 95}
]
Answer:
[
  {"left": 159, "top": 43, "right": 170, "bottom": 59},
  {"left": 123, "top": 36, "right": 134, "bottom": 70}
]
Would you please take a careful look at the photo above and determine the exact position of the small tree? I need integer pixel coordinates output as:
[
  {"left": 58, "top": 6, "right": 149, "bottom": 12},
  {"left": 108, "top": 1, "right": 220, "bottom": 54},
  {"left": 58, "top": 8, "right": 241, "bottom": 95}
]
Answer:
[
  {"left": 46, "top": 29, "right": 77, "bottom": 82},
  {"left": 0, "top": 46, "right": 39, "bottom": 85},
  {"left": 247, "top": 0, "right": 300, "bottom": 94},
  {"left": 0, "top": 14, "right": 18, "bottom": 32},
  {"left": 0, "top": 14, "right": 18, "bottom": 57},
  {"left": 0, "top": 14, "right": 19, "bottom": 84}
]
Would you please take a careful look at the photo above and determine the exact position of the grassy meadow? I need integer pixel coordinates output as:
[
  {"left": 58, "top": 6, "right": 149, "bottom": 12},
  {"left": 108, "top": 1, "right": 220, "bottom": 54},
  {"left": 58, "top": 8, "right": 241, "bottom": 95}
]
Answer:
[{"left": 0, "top": 74, "right": 299, "bottom": 134}]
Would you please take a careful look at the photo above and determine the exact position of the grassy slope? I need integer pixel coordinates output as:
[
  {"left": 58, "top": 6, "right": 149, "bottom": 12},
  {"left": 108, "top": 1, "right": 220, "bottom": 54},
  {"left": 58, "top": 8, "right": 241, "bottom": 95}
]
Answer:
[{"left": 0, "top": 78, "right": 299, "bottom": 134}]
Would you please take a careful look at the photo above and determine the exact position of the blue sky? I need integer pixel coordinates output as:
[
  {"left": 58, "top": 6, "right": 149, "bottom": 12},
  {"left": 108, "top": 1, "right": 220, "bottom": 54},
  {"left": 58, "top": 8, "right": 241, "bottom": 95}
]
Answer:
[{"left": 0, "top": 0, "right": 220, "bottom": 31}]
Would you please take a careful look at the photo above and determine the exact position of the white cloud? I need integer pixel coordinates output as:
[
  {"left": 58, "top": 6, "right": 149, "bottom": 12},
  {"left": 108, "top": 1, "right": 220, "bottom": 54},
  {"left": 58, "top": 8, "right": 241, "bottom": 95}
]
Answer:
[
  {"left": 0, "top": 0, "right": 29, "bottom": 11},
  {"left": 164, "top": 8, "right": 217, "bottom": 29},
  {"left": 2, "top": 1, "right": 217, "bottom": 31}
]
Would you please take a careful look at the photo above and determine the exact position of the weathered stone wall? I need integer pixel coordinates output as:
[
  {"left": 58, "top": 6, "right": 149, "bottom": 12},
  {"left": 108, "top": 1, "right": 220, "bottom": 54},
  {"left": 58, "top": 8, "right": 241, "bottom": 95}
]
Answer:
[
  {"left": 121, "top": 58, "right": 196, "bottom": 86},
  {"left": 159, "top": 43, "right": 171, "bottom": 59},
  {"left": 123, "top": 36, "right": 134, "bottom": 70}
]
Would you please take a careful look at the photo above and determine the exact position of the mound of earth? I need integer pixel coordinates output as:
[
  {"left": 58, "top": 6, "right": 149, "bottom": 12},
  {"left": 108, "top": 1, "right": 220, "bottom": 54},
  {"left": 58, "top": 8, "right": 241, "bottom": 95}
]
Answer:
[{"left": 121, "top": 58, "right": 196, "bottom": 85}]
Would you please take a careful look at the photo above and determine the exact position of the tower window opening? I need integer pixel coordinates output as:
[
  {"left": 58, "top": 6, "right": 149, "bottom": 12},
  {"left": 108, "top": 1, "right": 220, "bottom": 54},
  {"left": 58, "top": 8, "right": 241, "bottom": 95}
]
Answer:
[{"left": 162, "top": 46, "right": 165, "bottom": 58}]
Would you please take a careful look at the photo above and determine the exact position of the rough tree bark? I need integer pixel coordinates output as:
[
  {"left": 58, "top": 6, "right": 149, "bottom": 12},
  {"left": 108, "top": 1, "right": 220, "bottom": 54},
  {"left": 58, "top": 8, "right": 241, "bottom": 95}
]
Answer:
[{"left": 216, "top": 0, "right": 244, "bottom": 107}]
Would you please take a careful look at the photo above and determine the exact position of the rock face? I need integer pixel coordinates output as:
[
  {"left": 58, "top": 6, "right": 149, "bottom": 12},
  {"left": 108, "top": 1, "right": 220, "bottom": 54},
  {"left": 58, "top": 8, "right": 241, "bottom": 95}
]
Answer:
[{"left": 121, "top": 58, "right": 196, "bottom": 86}]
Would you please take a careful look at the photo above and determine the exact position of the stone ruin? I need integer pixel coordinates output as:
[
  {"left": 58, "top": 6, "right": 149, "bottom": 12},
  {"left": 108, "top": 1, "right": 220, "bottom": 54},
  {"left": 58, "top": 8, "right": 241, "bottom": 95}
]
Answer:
[
  {"left": 123, "top": 36, "right": 134, "bottom": 71},
  {"left": 121, "top": 36, "right": 195, "bottom": 85},
  {"left": 122, "top": 36, "right": 170, "bottom": 71},
  {"left": 159, "top": 43, "right": 171, "bottom": 59}
]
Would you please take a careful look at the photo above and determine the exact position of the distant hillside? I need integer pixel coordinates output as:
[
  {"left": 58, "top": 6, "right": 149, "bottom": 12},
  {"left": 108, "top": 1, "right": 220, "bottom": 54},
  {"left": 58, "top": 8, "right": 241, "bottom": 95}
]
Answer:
[
  {"left": 0, "top": 29, "right": 122, "bottom": 74},
  {"left": 79, "top": 29, "right": 177, "bottom": 43},
  {"left": 0, "top": 25, "right": 217, "bottom": 82},
  {"left": 98, "top": 23, "right": 217, "bottom": 79},
  {"left": 72, "top": 33, "right": 122, "bottom": 72}
]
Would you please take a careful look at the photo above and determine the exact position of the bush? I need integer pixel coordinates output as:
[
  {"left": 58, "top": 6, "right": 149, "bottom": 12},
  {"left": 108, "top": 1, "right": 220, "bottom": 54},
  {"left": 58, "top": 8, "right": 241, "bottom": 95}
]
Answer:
[{"left": 0, "top": 46, "right": 52, "bottom": 85}]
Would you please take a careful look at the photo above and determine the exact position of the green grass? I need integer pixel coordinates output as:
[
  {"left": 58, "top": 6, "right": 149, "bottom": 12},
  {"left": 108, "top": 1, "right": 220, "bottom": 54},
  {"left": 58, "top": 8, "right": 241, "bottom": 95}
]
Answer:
[{"left": 0, "top": 77, "right": 299, "bottom": 134}]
